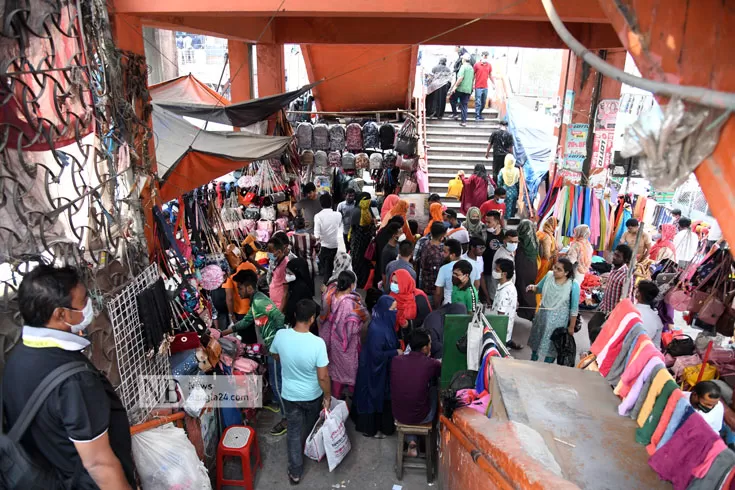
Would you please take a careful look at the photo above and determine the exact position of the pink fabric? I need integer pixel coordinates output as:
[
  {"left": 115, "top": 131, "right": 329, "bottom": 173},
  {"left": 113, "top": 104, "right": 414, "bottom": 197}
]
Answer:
[
  {"left": 598, "top": 311, "right": 643, "bottom": 376},
  {"left": 619, "top": 342, "right": 665, "bottom": 398},
  {"left": 590, "top": 299, "right": 641, "bottom": 356},
  {"left": 460, "top": 174, "right": 489, "bottom": 214},
  {"left": 692, "top": 439, "right": 727, "bottom": 479},
  {"left": 649, "top": 412, "right": 720, "bottom": 490},
  {"left": 647, "top": 390, "right": 686, "bottom": 454},
  {"left": 269, "top": 257, "right": 289, "bottom": 310},
  {"left": 618, "top": 357, "right": 664, "bottom": 416},
  {"left": 590, "top": 195, "right": 600, "bottom": 245}
]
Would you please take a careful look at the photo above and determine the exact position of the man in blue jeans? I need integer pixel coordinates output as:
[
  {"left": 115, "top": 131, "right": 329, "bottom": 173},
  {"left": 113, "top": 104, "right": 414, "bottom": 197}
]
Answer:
[
  {"left": 391, "top": 328, "right": 441, "bottom": 457},
  {"left": 448, "top": 53, "right": 475, "bottom": 127},
  {"left": 473, "top": 51, "right": 493, "bottom": 120},
  {"left": 270, "top": 299, "right": 331, "bottom": 485}
]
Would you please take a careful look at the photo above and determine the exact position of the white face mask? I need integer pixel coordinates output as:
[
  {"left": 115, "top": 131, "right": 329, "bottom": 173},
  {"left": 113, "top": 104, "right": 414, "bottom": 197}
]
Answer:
[
  {"left": 65, "top": 297, "right": 94, "bottom": 333},
  {"left": 496, "top": 198, "right": 505, "bottom": 204},
  {"left": 492, "top": 270, "right": 503, "bottom": 280},
  {"left": 232, "top": 247, "right": 241, "bottom": 257},
  {"left": 285, "top": 273, "right": 296, "bottom": 283},
  {"left": 397, "top": 234, "right": 406, "bottom": 242},
  {"left": 488, "top": 226, "right": 497, "bottom": 234},
  {"left": 506, "top": 242, "right": 518, "bottom": 253}
]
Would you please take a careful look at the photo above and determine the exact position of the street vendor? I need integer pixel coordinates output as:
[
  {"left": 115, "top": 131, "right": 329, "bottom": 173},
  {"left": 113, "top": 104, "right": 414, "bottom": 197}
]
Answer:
[
  {"left": 222, "top": 269, "right": 288, "bottom": 436},
  {"left": 620, "top": 218, "right": 652, "bottom": 262}
]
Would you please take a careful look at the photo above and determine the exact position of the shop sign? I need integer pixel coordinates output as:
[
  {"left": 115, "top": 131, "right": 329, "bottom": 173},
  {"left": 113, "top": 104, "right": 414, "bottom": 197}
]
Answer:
[
  {"left": 563, "top": 89, "right": 575, "bottom": 125},
  {"left": 563, "top": 123, "right": 588, "bottom": 172}
]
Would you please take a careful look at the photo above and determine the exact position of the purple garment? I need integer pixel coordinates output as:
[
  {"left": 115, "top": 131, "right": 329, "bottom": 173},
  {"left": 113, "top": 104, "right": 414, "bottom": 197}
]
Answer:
[
  {"left": 618, "top": 357, "right": 664, "bottom": 416},
  {"left": 649, "top": 412, "right": 720, "bottom": 490},
  {"left": 658, "top": 300, "right": 675, "bottom": 328}
]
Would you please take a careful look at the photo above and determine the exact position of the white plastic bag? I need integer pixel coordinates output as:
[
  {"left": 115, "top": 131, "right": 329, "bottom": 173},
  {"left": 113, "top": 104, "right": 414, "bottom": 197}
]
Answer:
[
  {"left": 304, "top": 397, "right": 349, "bottom": 462},
  {"left": 466, "top": 309, "right": 484, "bottom": 371},
  {"left": 132, "top": 423, "right": 211, "bottom": 490},
  {"left": 323, "top": 409, "right": 351, "bottom": 472}
]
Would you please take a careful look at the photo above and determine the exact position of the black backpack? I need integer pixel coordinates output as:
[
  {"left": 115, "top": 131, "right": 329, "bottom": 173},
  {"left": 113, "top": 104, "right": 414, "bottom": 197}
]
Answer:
[
  {"left": 1, "top": 361, "right": 90, "bottom": 489},
  {"left": 379, "top": 123, "right": 395, "bottom": 150},
  {"left": 362, "top": 121, "right": 380, "bottom": 149}
]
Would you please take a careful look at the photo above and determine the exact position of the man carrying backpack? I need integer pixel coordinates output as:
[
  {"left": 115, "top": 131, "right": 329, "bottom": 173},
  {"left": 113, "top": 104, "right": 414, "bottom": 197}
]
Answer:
[
  {"left": 2, "top": 265, "right": 135, "bottom": 489},
  {"left": 448, "top": 53, "right": 475, "bottom": 127}
]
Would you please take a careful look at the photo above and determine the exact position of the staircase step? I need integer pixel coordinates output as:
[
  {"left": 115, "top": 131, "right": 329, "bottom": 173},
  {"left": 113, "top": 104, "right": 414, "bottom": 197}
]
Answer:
[
  {"left": 426, "top": 137, "right": 489, "bottom": 146},
  {"left": 428, "top": 146, "right": 487, "bottom": 154},
  {"left": 426, "top": 127, "right": 496, "bottom": 137},
  {"left": 428, "top": 113, "right": 499, "bottom": 123},
  {"left": 427, "top": 163, "right": 494, "bottom": 173},
  {"left": 427, "top": 155, "right": 489, "bottom": 164}
]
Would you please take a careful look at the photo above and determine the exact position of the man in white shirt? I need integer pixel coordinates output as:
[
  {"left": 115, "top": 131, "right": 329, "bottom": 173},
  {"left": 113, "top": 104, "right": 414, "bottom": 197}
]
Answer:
[
  {"left": 689, "top": 381, "right": 724, "bottom": 434},
  {"left": 492, "top": 258, "right": 521, "bottom": 350},
  {"left": 673, "top": 217, "right": 699, "bottom": 267},
  {"left": 634, "top": 280, "right": 664, "bottom": 349},
  {"left": 489, "top": 230, "right": 518, "bottom": 303},
  {"left": 461, "top": 236, "right": 490, "bottom": 301},
  {"left": 314, "top": 193, "right": 343, "bottom": 281},
  {"left": 434, "top": 238, "right": 462, "bottom": 308}
]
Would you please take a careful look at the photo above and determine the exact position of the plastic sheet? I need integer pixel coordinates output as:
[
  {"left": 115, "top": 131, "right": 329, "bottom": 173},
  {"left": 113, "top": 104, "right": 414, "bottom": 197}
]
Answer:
[{"left": 621, "top": 98, "right": 728, "bottom": 191}]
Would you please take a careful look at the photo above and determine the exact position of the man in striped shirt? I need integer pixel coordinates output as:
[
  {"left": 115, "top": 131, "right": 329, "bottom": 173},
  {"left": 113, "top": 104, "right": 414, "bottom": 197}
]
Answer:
[
  {"left": 290, "top": 217, "right": 319, "bottom": 280},
  {"left": 599, "top": 244, "right": 634, "bottom": 314}
]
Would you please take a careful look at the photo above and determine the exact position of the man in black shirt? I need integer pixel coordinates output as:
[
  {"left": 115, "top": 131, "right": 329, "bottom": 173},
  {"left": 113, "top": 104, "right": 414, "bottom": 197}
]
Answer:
[
  {"left": 486, "top": 121, "right": 514, "bottom": 183},
  {"left": 482, "top": 210, "right": 505, "bottom": 305},
  {"left": 2, "top": 265, "right": 135, "bottom": 489}
]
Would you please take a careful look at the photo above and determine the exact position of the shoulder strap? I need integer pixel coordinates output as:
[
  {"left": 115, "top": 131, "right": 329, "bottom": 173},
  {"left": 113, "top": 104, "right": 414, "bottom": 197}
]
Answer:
[{"left": 4, "top": 361, "right": 90, "bottom": 442}]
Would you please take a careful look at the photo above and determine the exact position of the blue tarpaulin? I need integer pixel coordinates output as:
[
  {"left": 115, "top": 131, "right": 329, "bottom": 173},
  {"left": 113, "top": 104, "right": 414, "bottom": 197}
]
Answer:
[{"left": 505, "top": 99, "right": 556, "bottom": 200}]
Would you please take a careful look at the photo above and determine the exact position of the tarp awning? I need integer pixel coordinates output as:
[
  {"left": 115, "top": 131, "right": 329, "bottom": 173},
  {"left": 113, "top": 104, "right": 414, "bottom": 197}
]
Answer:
[
  {"left": 149, "top": 74, "right": 230, "bottom": 106},
  {"left": 152, "top": 105, "right": 291, "bottom": 201},
  {"left": 153, "top": 82, "right": 320, "bottom": 128}
]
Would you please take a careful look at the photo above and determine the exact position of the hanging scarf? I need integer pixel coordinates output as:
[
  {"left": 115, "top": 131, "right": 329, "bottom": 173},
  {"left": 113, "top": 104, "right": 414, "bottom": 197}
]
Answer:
[
  {"left": 389, "top": 269, "right": 422, "bottom": 330},
  {"left": 501, "top": 154, "right": 520, "bottom": 186},
  {"left": 424, "top": 202, "right": 444, "bottom": 235},
  {"left": 517, "top": 219, "right": 539, "bottom": 258},
  {"left": 465, "top": 207, "right": 485, "bottom": 239},
  {"left": 649, "top": 223, "right": 677, "bottom": 261},
  {"left": 570, "top": 224, "right": 593, "bottom": 273}
]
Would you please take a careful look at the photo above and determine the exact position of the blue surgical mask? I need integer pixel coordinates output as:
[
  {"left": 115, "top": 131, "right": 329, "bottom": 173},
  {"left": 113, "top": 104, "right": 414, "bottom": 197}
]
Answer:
[
  {"left": 497, "top": 198, "right": 505, "bottom": 204},
  {"left": 390, "top": 283, "right": 400, "bottom": 294},
  {"left": 268, "top": 252, "right": 276, "bottom": 261},
  {"left": 506, "top": 242, "right": 518, "bottom": 253}
]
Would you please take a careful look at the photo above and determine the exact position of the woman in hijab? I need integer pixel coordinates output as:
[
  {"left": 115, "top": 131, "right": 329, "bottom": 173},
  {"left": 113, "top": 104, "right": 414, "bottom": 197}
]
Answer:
[
  {"left": 566, "top": 224, "right": 593, "bottom": 283},
  {"left": 380, "top": 199, "right": 415, "bottom": 243},
  {"left": 380, "top": 194, "right": 400, "bottom": 221},
  {"left": 283, "top": 258, "right": 318, "bottom": 335},
  {"left": 536, "top": 217, "right": 558, "bottom": 283},
  {"left": 497, "top": 154, "right": 520, "bottom": 219},
  {"left": 353, "top": 295, "right": 402, "bottom": 438},
  {"left": 465, "top": 207, "right": 485, "bottom": 239},
  {"left": 458, "top": 164, "right": 490, "bottom": 214},
  {"left": 350, "top": 192, "right": 376, "bottom": 287},
  {"left": 425, "top": 57, "right": 453, "bottom": 119},
  {"left": 649, "top": 223, "right": 677, "bottom": 263},
  {"left": 516, "top": 219, "right": 539, "bottom": 321},
  {"left": 327, "top": 251, "right": 354, "bottom": 285},
  {"left": 388, "top": 269, "right": 432, "bottom": 337},
  {"left": 320, "top": 271, "right": 370, "bottom": 399},
  {"left": 423, "top": 202, "right": 445, "bottom": 236}
]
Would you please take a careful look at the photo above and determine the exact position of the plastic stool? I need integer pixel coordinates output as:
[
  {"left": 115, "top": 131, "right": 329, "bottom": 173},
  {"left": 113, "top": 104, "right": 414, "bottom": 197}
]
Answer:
[
  {"left": 216, "top": 425, "right": 262, "bottom": 490},
  {"left": 395, "top": 421, "right": 433, "bottom": 482}
]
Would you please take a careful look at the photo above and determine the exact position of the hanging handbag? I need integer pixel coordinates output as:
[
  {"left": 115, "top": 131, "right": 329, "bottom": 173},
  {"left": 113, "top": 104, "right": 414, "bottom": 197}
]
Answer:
[
  {"left": 395, "top": 117, "right": 418, "bottom": 157},
  {"left": 364, "top": 240, "right": 376, "bottom": 261}
]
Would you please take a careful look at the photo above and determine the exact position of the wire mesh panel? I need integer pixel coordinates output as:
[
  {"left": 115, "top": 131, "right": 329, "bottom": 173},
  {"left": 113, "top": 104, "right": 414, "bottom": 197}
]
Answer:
[{"left": 108, "top": 263, "right": 170, "bottom": 425}]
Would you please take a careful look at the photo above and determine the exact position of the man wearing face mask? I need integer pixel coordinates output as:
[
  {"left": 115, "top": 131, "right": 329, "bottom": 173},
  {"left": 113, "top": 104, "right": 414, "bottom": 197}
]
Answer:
[
  {"left": 3, "top": 265, "right": 135, "bottom": 489},
  {"left": 689, "top": 381, "right": 725, "bottom": 433},
  {"left": 223, "top": 244, "right": 259, "bottom": 342},
  {"left": 480, "top": 187, "right": 507, "bottom": 229},
  {"left": 482, "top": 210, "right": 505, "bottom": 304},
  {"left": 489, "top": 229, "right": 518, "bottom": 302},
  {"left": 267, "top": 236, "right": 290, "bottom": 311},
  {"left": 380, "top": 222, "right": 404, "bottom": 287}
]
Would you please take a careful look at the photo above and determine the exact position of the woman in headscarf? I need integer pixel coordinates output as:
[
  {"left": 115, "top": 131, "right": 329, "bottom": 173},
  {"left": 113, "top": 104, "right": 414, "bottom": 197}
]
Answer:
[
  {"left": 327, "top": 251, "right": 354, "bottom": 285},
  {"left": 536, "top": 217, "right": 558, "bottom": 282},
  {"left": 497, "top": 154, "right": 520, "bottom": 219},
  {"left": 350, "top": 192, "right": 376, "bottom": 287},
  {"left": 380, "top": 194, "right": 400, "bottom": 221},
  {"left": 516, "top": 219, "right": 539, "bottom": 321},
  {"left": 353, "top": 295, "right": 402, "bottom": 438},
  {"left": 423, "top": 202, "right": 445, "bottom": 236},
  {"left": 458, "top": 164, "right": 490, "bottom": 214},
  {"left": 282, "top": 258, "right": 319, "bottom": 335},
  {"left": 649, "top": 223, "right": 677, "bottom": 263},
  {"left": 425, "top": 57, "right": 453, "bottom": 119},
  {"left": 465, "top": 206, "right": 485, "bottom": 239},
  {"left": 566, "top": 224, "right": 593, "bottom": 283},
  {"left": 320, "top": 271, "right": 370, "bottom": 399},
  {"left": 388, "top": 269, "right": 432, "bottom": 338},
  {"left": 380, "top": 199, "right": 415, "bottom": 243},
  {"left": 527, "top": 258, "right": 580, "bottom": 363}
]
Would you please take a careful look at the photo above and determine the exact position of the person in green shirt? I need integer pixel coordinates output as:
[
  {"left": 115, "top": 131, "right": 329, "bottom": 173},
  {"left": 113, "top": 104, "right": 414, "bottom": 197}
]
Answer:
[
  {"left": 448, "top": 53, "right": 475, "bottom": 126},
  {"left": 451, "top": 259, "right": 479, "bottom": 312},
  {"left": 222, "top": 269, "right": 288, "bottom": 435}
]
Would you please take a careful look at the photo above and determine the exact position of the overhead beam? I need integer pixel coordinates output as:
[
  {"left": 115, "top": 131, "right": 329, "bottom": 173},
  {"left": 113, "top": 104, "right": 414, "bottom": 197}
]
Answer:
[
  {"left": 115, "top": 0, "right": 610, "bottom": 22},
  {"left": 141, "top": 16, "right": 622, "bottom": 49}
]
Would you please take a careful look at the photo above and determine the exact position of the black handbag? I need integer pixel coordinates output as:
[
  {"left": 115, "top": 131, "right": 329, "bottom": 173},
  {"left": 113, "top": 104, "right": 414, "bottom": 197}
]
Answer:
[
  {"left": 1, "top": 361, "right": 90, "bottom": 489},
  {"left": 395, "top": 117, "right": 418, "bottom": 157},
  {"left": 665, "top": 335, "right": 695, "bottom": 357}
]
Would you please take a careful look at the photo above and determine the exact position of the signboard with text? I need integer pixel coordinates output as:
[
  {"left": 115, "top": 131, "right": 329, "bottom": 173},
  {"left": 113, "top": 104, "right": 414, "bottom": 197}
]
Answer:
[{"left": 563, "top": 123, "right": 588, "bottom": 172}]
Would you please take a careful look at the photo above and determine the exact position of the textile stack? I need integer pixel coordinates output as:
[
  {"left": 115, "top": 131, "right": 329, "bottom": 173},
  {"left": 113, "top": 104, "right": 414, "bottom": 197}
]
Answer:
[{"left": 583, "top": 299, "right": 735, "bottom": 489}]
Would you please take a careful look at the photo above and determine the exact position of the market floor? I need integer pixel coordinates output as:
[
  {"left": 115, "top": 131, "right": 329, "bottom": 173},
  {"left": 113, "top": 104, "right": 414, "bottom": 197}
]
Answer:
[{"left": 237, "top": 408, "right": 436, "bottom": 490}]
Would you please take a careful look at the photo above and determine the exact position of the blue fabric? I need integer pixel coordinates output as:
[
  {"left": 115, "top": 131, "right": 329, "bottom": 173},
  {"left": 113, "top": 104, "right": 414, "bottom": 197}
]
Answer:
[
  {"left": 613, "top": 209, "right": 632, "bottom": 249},
  {"left": 657, "top": 398, "right": 692, "bottom": 450},
  {"left": 568, "top": 186, "right": 578, "bottom": 236},
  {"left": 475, "top": 352, "right": 489, "bottom": 392},
  {"left": 354, "top": 296, "right": 399, "bottom": 415},
  {"left": 583, "top": 187, "right": 592, "bottom": 228},
  {"left": 676, "top": 405, "right": 695, "bottom": 432}
]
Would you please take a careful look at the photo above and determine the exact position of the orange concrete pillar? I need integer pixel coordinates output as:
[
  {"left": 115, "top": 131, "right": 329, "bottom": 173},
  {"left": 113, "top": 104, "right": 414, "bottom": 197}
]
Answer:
[
  {"left": 227, "top": 40, "right": 253, "bottom": 102},
  {"left": 256, "top": 43, "right": 285, "bottom": 97}
]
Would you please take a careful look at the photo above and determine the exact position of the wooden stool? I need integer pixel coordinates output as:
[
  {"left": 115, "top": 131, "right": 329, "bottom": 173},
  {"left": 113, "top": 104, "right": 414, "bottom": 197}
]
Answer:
[
  {"left": 395, "top": 421, "right": 433, "bottom": 482},
  {"left": 216, "top": 425, "right": 262, "bottom": 490}
]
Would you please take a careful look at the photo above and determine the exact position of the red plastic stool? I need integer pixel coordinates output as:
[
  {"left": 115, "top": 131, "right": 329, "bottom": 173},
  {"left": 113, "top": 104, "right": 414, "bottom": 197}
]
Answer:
[{"left": 216, "top": 425, "right": 262, "bottom": 490}]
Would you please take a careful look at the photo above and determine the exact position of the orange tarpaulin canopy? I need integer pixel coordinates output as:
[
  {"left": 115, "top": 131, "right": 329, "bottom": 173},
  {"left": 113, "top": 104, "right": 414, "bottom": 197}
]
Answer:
[{"left": 149, "top": 74, "right": 229, "bottom": 106}]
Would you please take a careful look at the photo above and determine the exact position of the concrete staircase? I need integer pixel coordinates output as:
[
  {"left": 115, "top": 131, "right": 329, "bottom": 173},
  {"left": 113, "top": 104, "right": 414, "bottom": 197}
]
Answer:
[{"left": 425, "top": 111, "right": 500, "bottom": 213}]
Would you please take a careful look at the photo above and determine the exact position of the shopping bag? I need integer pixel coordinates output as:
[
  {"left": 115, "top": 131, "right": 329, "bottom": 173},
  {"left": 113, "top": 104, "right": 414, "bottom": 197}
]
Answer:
[
  {"left": 304, "top": 414, "right": 326, "bottom": 462},
  {"left": 323, "top": 408, "right": 351, "bottom": 471},
  {"left": 466, "top": 308, "right": 484, "bottom": 371}
]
